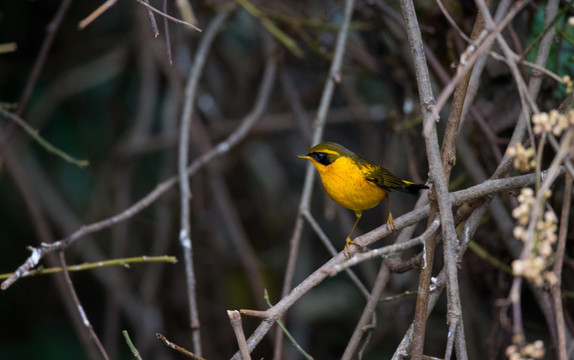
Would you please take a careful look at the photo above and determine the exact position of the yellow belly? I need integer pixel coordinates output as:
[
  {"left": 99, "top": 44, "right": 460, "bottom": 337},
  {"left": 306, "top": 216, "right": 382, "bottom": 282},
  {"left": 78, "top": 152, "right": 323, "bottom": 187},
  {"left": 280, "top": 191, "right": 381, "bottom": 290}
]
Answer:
[{"left": 317, "top": 157, "right": 387, "bottom": 211}]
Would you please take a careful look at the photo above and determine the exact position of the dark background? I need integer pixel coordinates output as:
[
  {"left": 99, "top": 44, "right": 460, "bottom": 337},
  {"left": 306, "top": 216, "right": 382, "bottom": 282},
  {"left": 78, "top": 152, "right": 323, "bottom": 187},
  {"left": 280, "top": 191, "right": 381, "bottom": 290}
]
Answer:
[{"left": 0, "top": 1, "right": 573, "bottom": 359}]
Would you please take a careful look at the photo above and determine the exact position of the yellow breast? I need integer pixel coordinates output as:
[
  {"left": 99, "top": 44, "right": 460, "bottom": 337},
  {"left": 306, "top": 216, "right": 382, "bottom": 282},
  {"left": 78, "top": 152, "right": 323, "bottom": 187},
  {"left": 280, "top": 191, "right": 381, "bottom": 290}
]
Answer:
[{"left": 315, "top": 156, "right": 388, "bottom": 211}]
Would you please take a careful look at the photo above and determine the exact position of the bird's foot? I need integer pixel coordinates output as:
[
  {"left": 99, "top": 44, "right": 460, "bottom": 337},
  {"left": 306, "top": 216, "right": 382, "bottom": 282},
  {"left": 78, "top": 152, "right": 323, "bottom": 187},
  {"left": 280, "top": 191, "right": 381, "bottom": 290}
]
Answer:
[
  {"left": 344, "top": 237, "right": 363, "bottom": 258},
  {"left": 387, "top": 213, "right": 398, "bottom": 233}
]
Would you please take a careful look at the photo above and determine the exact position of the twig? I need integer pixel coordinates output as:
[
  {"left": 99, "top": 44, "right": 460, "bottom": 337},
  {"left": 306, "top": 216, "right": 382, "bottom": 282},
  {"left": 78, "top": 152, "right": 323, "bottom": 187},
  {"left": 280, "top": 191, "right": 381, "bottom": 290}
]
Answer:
[
  {"left": 139, "top": 0, "right": 159, "bottom": 37},
  {"left": 435, "top": 0, "right": 471, "bottom": 43},
  {"left": 17, "top": 0, "right": 72, "bottom": 115},
  {"left": 493, "top": 0, "right": 560, "bottom": 180},
  {"left": 58, "top": 251, "right": 110, "bottom": 360},
  {"left": 326, "top": 218, "right": 439, "bottom": 275},
  {"left": 178, "top": 11, "right": 231, "bottom": 355},
  {"left": 174, "top": 0, "right": 198, "bottom": 25},
  {"left": 552, "top": 172, "right": 572, "bottom": 360},
  {"left": 488, "top": 52, "right": 568, "bottom": 84},
  {"left": 440, "top": 0, "right": 492, "bottom": 180},
  {"left": 0, "top": 42, "right": 17, "bottom": 54},
  {"left": 134, "top": 0, "right": 202, "bottom": 32},
  {"left": 192, "top": 118, "right": 266, "bottom": 310},
  {"left": 264, "top": 290, "right": 314, "bottom": 360},
  {"left": 78, "top": 0, "right": 118, "bottom": 30},
  {"left": 156, "top": 333, "right": 206, "bottom": 360},
  {"left": 163, "top": 0, "right": 173, "bottom": 65},
  {"left": 548, "top": 134, "right": 574, "bottom": 178},
  {"left": 392, "top": 203, "right": 489, "bottom": 359},
  {"left": 429, "top": 0, "right": 528, "bottom": 129},
  {"left": 380, "top": 290, "right": 417, "bottom": 302},
  {"left": 0, "top": 255, "right": 177, "bottom": 280},
  {"left": 123, "top": 330, "right": 143, "bottom": 360},
  {"left": 341, "top": 264, "right": 390, "bottom": 359},
  {"left": 460, "top": 0, "right": 511, "bottom": 125},
  {"left": 0, "top": 106, "right": 89, "bottom": 167},
  {"left": 234, "top": 0, "right": 302, "bottom": 58},
  {"left": 467, "top": 241, "right": 512, "bottom": 274},
  {"left": 228, "top": 311, "right": 252, "bottom": 360},
  {"left": 0, "top": 0, "right": 72, "bottom": 150},
  {"left": 302, "top": 210, "right": 370, "bottom": 299},
  {"left": 0, "top": 125, "right": 102, "bottom": 358}
]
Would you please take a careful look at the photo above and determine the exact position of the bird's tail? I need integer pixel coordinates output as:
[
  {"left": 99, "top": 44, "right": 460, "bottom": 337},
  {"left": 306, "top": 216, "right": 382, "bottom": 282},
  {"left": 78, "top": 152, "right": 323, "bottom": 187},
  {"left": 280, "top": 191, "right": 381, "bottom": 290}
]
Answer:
[{"left": 401, "top": 181, "right": 429, "bottom": 194}]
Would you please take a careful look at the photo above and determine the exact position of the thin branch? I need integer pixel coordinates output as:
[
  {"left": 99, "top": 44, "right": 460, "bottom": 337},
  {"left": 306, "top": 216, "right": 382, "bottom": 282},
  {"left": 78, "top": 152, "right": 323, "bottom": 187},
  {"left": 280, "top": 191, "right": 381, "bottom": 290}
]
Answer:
[
  {"left": 16, "top": 0, "right": 73, "bottom": 115},
  {"left": 134, "top": 0, "right": 202, "bottom": 32},
  {"left": 435, "top": 0, "right": 472, "bottom": 43},
  {"left": 0, "top": 255, "right": 177, "bottom": 280},
  {"left": 192, "top": 119, "right": 266, "bottom": 310},
  {"left": 228, "top": 311, "right": 252, "bottom": 360},
  {"left": 0, "top": 106, "right": 89, "bottom": 167},
  {"left": 140, "top": 0, "right": 159, "bottom": 37},
  {"left": 392, "top": 203, "right": 489, "bottom": 359},
  {"left": 234, "top": 0, "right": 302, "bottom": 58},
  {"left": 491, "top": 0, "right": 560, "bottom": 180},
  {"left": 122, "top": 330, "right": 143, "bottom": 360},
  {"left": 156, "top": 333, "right": 206, "bottom": 360},
  {"left": 0, "top": 42, "right": 17, "bottom": 54},
  {"left": 552, "top": 172, "right": 572, "bottom": 360},
  {"left": 177, "top": 11, "right": 231, "bottom": 355},
  {"left": 264, "top": 290, "right": 314, "bottom": 360},
  {"left": 58, "top": 251, "right": 110, "bottom": 360},
  {"left": 325, "top": 218, "right": 439, "bottom": 276},
  {"left": 461, "top": 0, "right": 512, "bottom": 125},
  {"left": 429, "top": 0, "right": 528, "bottom": 130},
  {"left": 0, "top": 0, "right": 72, "bottom": 151},
  {"left": 163, "top": 0, "right": 173, "bottom": 65},
  {"left": 341, "top": 264, "right": 390, "bottom": 359},
  {"left": 302, "top": 210, "right": 370, "bottom": 299},
  {"left": 78, "top": 0, "right": 118, "bottom": 30}
]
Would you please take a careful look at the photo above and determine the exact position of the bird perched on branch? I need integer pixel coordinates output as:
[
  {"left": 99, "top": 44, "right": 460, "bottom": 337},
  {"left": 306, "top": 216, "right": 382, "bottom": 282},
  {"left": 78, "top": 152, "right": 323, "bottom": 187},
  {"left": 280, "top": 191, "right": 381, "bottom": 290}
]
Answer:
[{"left": 299, "top": 142, "right": 428, "bottom": 256}]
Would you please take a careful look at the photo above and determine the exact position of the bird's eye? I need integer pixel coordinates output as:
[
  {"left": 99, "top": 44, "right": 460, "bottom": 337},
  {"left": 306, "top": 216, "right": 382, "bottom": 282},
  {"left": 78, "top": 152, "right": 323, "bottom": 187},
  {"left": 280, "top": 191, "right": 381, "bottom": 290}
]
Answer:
[{"left": 310, "top": 152, "right": 331, "bottom": 166}]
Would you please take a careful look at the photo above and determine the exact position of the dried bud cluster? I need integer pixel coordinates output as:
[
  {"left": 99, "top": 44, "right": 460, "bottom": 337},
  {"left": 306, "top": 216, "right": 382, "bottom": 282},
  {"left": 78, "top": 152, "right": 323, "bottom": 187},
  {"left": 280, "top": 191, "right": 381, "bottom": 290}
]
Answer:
[
  {"left": 531, "top": 109, "right": 574, "bottom": 136},
  {"left": 506, "top": 340, "right": 545, "bottom": 360},
  {"left": 506, "top": 143, "right": 535, "bottom": 172},
  {"left": 511, "top": 188, "right": 557, "bottom": 286},
  {"left": 564, "top": 75, "right": 573, "bottom": 93}
]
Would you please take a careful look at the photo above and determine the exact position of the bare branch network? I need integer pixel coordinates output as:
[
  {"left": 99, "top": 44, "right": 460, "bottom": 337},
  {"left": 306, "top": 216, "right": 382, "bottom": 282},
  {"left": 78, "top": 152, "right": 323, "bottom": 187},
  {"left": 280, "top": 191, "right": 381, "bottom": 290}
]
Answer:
[{"left": 0, "top": 0, "right": 573, "bottom": 359}]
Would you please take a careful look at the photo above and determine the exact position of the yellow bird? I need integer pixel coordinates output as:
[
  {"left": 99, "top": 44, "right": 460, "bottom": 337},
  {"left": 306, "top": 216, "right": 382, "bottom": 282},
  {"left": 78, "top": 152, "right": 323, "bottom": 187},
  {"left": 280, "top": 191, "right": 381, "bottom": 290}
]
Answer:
[{"left": 299, "top": 142, "right": 428, "bottom": 256}]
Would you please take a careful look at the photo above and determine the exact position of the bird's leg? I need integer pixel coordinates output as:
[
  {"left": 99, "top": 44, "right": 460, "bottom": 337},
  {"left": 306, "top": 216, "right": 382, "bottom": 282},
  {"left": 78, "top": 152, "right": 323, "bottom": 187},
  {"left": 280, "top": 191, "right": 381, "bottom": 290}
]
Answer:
[
  {"left": 386, "top": 196, "right": 397, "bottom": 233},
  {"left": 344, "top": 210, "right": 363, "bottom": 257}
]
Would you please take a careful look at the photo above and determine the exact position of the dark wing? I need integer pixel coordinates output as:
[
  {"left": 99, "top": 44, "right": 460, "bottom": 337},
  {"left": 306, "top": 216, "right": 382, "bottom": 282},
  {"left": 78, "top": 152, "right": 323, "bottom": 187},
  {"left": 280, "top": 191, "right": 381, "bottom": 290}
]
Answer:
[{"left": 362, "top": 160, "right": 428, "bottom": 194}]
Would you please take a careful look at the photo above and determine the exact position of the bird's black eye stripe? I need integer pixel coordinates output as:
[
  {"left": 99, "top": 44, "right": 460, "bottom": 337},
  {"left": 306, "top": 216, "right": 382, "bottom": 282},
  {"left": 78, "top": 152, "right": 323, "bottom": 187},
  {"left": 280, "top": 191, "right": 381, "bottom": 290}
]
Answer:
[{"left": 310, "top": 152, "right": 332, "bottom": 166}]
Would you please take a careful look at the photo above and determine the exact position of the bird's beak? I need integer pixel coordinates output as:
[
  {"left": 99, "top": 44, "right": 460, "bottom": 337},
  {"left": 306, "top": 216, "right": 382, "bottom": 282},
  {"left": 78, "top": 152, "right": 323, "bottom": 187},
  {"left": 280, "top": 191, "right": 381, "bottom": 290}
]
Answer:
[{"left": 298, "top": 154, "right": 311, "bottom": 160}]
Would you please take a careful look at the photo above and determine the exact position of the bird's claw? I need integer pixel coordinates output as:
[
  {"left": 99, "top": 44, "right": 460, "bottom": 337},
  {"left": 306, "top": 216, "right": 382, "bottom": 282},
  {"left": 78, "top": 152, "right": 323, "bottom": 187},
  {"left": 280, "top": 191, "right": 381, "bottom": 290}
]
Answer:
[
  {"left": 387, "top": 213, "right": 398, "bottom": 233},
  {"left": 344, "top": 237, "right": 362, "bottom": 257}
]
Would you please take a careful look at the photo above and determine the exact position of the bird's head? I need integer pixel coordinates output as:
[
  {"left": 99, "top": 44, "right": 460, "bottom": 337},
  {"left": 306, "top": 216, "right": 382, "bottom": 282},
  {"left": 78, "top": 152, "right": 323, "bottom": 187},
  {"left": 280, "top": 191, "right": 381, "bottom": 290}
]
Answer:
[{"left": 298, "top": 142, "right": 356, "bottom": 168}]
